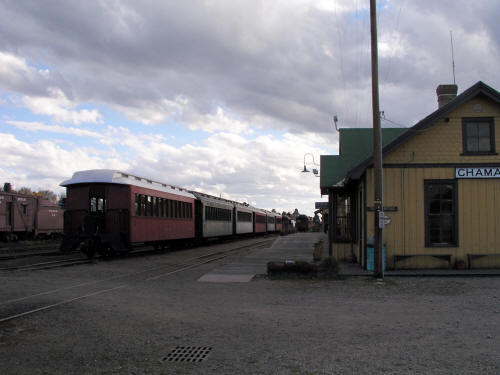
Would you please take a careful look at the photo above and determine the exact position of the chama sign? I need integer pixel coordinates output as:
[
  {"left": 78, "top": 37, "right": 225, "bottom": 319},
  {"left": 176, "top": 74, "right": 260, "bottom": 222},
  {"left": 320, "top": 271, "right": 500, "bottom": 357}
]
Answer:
[{"left": 455, "top": 167, "right": 500, "bottom": 178}]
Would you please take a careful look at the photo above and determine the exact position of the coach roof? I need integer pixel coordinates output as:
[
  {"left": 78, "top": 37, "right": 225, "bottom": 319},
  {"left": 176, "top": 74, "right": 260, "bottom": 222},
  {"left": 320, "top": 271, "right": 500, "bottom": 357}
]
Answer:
[{"left": 60, "top": 169, "right": 196, "bottom": 199}]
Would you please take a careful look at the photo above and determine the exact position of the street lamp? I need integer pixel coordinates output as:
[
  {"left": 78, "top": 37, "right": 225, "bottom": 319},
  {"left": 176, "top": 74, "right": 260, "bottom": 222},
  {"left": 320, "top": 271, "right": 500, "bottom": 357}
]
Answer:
[{"left": 302, "top": 153, "right": 320, "bottom": 177}]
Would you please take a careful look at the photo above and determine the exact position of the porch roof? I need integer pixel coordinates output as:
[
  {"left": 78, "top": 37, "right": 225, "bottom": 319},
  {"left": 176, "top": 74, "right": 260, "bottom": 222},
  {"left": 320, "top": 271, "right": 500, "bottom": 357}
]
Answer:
[{"left": 320, "top": 128, "right": 406, "bottom": 193}]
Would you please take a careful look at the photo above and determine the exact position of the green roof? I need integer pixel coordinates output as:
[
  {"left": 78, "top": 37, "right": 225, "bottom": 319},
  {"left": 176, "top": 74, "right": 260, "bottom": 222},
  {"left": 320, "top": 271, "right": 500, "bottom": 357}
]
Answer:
[{"left": 320, "top": 128, "right": 406, "bottom": 189}]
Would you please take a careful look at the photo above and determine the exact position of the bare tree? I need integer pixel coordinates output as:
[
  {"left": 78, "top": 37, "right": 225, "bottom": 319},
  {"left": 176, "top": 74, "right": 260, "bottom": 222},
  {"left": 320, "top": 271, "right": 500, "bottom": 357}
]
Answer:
[
  {"left": 17, "top": 186, "right": 33, "bottom": 195},
  {"left": 37, "top": 190, "right": 58, "bottom": 203}
]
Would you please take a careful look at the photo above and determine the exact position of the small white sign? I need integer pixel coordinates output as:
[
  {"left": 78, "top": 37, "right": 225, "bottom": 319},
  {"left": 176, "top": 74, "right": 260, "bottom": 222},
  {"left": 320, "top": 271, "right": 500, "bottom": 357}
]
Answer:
[
  {"left": 378, "top": 211, "right": 391, "bottom": 228},
  {"left": 456, "top": 167, "right": 500, "bottom": 178}
]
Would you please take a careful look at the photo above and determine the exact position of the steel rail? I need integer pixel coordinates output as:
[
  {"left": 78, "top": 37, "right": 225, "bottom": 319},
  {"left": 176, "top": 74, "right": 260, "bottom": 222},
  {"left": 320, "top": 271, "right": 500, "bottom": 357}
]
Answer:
[{"left": 0, "top": 238, "right": 273, "bottom": 323}]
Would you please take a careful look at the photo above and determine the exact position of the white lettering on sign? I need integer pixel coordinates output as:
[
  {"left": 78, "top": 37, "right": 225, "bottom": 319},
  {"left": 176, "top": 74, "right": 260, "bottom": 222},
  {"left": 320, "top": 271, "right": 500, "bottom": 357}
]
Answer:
[
  {"left": 17, "top": 197, "right": 27, "bottom": 202},
  {"left": 456, "top": 167, "right": 500, "bottom": 178}
]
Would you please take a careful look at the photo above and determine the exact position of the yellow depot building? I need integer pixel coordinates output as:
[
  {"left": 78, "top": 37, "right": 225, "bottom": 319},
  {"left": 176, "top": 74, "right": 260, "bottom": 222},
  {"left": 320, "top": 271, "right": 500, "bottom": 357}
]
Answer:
[{"left": 320, "top": 81, "right": 500, "bottom": 270}]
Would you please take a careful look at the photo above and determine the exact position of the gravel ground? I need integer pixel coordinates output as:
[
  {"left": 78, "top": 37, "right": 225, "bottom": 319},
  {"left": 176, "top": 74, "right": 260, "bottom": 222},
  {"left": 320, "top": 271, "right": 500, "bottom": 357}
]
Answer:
[{"left": 0, "top": 238, "right": 499, "bottom": 375}]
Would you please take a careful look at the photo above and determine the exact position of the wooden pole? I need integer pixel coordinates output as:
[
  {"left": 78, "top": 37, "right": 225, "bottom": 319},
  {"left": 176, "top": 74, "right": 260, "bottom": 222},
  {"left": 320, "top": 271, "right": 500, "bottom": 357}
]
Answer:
[{"left": 370, "top": 0, "right": 384, "bottom": 279}]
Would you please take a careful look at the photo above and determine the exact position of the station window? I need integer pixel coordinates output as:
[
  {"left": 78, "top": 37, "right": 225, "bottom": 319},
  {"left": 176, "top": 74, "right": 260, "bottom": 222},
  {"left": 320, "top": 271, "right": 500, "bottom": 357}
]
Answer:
[
  {"left": 424, "top": 180, "right": 457, "bottom": 247},
  {"left": 462, "top": 117, "right": 495, "bottom": 155},
  {"left": 334, "top": 194, "right": 351, "bottom": 242}
]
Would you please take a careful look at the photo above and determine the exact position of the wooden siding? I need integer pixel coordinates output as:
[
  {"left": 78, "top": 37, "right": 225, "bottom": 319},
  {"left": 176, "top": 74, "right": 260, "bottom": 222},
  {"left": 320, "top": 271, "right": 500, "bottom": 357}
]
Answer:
[
  {"left": 384, "top": 97, "right": 500, "bottom": 164},
  {"left": 365, "top": 166, "right": 500, "bottom": 269},
  {"left": 357, "top": 96, "right": 500, "bottom": 269}
]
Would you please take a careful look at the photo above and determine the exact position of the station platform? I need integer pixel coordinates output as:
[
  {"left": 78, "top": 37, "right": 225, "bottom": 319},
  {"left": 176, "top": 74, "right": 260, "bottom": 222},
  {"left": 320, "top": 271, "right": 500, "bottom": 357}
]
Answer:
[
  {"left": 198, "top": 232, "right": 500, "bottom": 282},
  {"left": 198, "top": 232, "right": 325, "bottom": 282}
]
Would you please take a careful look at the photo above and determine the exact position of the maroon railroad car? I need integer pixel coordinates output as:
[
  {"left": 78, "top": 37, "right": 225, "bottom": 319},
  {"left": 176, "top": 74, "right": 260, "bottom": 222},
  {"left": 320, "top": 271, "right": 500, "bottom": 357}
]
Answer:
[
  {"left": 0, "top": 192, "right": 63, "bottom": 240},
  {"left": 253, "top": 209, "right": 267, "bottom": 233},
  {"left": 36, "top": 199, "right": 64, "bottom": 237},
  {"left": 275, "top": 214, "right": 283, "bottom": 233},
  {"left": 60, "top": 170, "right": 196, "bottom": 257},
  {"left": 0, "top": 191, "right": 36, "bottom": 240}
]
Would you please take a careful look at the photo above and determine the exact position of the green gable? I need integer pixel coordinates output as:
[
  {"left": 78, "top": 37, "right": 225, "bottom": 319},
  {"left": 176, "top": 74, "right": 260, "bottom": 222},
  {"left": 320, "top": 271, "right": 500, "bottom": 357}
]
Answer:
[{"left": 320, "top": 128, "right": 406, "bottom": 190}]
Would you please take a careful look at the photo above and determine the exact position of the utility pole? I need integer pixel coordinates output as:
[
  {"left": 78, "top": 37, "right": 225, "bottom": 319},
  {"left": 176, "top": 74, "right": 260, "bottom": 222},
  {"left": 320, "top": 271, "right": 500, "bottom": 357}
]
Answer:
[{"left": 370, "top": 0, "right": 384, "bottom": 279}]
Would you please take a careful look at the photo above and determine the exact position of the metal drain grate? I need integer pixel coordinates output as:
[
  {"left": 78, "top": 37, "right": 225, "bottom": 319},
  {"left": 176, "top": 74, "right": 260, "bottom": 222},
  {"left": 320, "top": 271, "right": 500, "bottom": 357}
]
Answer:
[{"left": 163, "top": 346, "right": 212, "bottom": 363}]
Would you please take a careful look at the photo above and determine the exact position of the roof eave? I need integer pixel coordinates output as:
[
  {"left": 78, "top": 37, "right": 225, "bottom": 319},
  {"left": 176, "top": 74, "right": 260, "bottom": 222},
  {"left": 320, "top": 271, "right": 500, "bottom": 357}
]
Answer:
[{"left": 345, "top": 81, "right": 500, "bottom": 181}]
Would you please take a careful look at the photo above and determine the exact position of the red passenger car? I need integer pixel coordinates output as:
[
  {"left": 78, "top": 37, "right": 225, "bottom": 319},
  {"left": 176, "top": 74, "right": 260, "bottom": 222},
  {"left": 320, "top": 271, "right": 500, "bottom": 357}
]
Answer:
[
  {"left": 253, "top": 208, "right": 267, "bottom": 233},
  {"left": 60, "top": 170, "right": 195, "bottom": 256}
]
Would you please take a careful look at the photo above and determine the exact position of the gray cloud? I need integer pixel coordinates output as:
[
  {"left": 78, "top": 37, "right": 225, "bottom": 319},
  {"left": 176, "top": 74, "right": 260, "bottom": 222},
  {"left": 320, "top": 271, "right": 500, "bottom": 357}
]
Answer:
[{"left": 0, "top": 0, "right": 498, "bottom": 134}]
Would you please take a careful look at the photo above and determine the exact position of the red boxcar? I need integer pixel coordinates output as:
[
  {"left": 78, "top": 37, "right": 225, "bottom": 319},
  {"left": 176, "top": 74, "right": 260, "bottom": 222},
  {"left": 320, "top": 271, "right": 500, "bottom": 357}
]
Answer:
[
  {"left": 36, "top": 199, "right": 64, "bottom": 237},
  {"left": 60, "top": 170, "right": 195, "bottom": 256}
]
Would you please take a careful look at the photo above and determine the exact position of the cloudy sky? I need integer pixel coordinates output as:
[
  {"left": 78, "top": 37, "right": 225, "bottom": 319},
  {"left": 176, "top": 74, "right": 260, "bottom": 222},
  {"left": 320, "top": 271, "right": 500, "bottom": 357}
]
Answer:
[{"left": 0, "top": 0, "right": 499, "bottom": 215}]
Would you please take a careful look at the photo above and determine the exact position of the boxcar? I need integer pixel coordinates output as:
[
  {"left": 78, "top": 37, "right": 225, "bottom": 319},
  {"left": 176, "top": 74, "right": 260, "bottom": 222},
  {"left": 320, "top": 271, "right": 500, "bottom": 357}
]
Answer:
[
  {"left": 192, "top": 192, "right": 234, "bottom": 239},
  {"left": 60, "top": 170, "right": 196, "bottom": 256},
  {"left": 36, "top": 199, "right": 64, "bottom": 237},
  {"left": 0, "top": 191, "right": 36, "bottom": 240}
]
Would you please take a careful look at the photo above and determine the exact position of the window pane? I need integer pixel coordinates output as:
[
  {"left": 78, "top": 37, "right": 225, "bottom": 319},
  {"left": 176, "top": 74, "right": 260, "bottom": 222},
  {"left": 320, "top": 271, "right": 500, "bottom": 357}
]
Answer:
[
  {"left": 429, "top": 216, "right": 441, "bottom": 230},
  {"left": 441, "top": 215, "right": 454, "bottom": 242},
  {"left": 147, "top": 196, "right": 152, "bottom": 216},
  {"left": 441, "top": 200, "right": 453, "bottom": 213},
  {"left": 430, "top": 199, "right": 440, "bottom": 214},
  {"left": 430, "top": 229, "right": 440, "bottom": 243},
  {"left": 141, "top": 195, "right": 146, "bottom": 216},
  {"left": 441, "top": 185, "right": 453, "bottom": 200},
  {"left": 477, "top": 123, "right": 490, "bottom": 137},
  {"left": 466, "top": 122, "right": 478, "bottom": 137},
  {"left": 97, "top": 198, "right": 104, "bottom": 212},
  {"left": 90, "top": 197, "right": 97, "bottom": 212},
  {"left": 467, "top": 137, "right": 478, "bottom": 152},
  {"left": 478, "top": 137, "right": 491, "bottom": 151}
]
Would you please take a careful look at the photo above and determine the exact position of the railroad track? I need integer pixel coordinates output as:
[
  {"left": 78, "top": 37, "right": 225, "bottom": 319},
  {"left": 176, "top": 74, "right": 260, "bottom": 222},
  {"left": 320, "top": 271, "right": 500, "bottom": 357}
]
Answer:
[
  {"left": 0, "top": 257, "right": 91, "bottom": 272},
  {"left": 0, "top": 237, "right": 274, "bottom": 323}
]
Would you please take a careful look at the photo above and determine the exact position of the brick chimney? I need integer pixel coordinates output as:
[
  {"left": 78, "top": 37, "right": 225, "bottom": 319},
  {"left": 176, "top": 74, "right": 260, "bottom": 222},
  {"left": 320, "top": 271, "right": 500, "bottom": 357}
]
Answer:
[{"left": 436, "top": 84, "right": 458, "bottom": 108}]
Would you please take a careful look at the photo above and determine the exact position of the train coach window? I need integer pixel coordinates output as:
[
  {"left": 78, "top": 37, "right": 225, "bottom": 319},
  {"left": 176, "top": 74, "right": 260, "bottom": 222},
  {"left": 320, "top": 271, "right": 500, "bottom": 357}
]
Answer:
[
  {"left": 21, "top": 204, "right": 27, "bottom": 215},
  {"left": 90, "top": 197, "right": 106, "bottom": 213},
  {"left": 146, "top": 196, "right": 152, "bottom": 216},
  {"left": 256, "top": 215, "right": 266, "bottom": 224},
  {"left": 135, "top": 194, "right": 139, "bottom": 215},
  {"left": 206, "top": 206, "right": 231, "bottom": 221},
  {"left": 140, "top": 195, "right": 146, "bottom": 216},
  {"left": 237, "top": 211, "right": 252, "bottom": 222},
  {"left": 159, "top": 198, "right": 164, "bottom": 217},
  {"left": 152, "top": 197, "right": 158, "bottom": 217}
]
